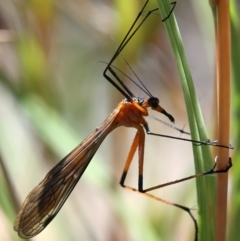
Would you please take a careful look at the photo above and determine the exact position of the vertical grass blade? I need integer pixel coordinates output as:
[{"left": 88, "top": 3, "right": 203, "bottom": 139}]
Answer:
[
  {"left": 228, "top": 0, "right": 240, "bottom": 240},
  {"left": 156, "top": 1, "right": 216, "bottom": 240}
]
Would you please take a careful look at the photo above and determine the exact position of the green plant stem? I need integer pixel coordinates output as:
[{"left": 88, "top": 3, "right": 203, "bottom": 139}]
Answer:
[{"left": 156, "top": 1, "right": 216, "bottom": 241}]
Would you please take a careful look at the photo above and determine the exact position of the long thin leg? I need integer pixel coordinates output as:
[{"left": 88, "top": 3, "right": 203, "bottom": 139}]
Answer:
[
  {"left": 142, "top": 157, "right": 232, "bottom": 193},
  {"left": 103, "top": 1, "right": 176, "bottom": 100},
  {"left": 119, "top": 127, "right": 232, "bottom": 241},
  {"left": 145, "top": 128, "right": 233, "bottom": 149},
  {"left": 119, "top": 131, "right": 139, "bottom": 189},
  {"left": 119, "top": 126, "right": 146, "bottom": 192},
  {"left": 119, "top": 126, "right": 199, "bottom": 241},
  {"left": 103, "top": 1, "right": 157, "bottom": 100}
]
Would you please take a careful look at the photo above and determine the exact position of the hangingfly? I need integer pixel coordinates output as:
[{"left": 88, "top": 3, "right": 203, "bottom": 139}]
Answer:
[{"left": 14, "top": 1, "right": 231, "bottom": 240}]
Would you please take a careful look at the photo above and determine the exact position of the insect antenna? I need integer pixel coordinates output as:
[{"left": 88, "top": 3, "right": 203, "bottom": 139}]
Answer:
[{"left": 117, "top": 52, "right": 154, "bottom": 98}]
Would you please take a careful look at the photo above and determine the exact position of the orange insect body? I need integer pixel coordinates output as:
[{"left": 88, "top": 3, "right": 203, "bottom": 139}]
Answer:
[{"left": 14, "top": 97, "right": 172, "bottom": 238}]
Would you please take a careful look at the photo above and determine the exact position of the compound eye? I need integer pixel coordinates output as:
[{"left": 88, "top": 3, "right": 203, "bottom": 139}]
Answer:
[{"left": 148, "top": 97, "right": 159, "bottom": 108}]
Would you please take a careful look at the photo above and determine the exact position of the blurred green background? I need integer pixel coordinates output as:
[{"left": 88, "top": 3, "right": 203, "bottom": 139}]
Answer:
[{"left": 0, "top": 0, "right": 239, "bottom": 241}]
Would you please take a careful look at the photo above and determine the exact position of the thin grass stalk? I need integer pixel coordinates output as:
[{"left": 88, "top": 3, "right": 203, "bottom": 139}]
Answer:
[
  {"left": 228, "top": 0, "right": 240, "bottom": 240},
  {"left": 212, "top": 0, "right": 231, "bottom": 241},
  {"left": 156, "top": 1, "right": 216, "bottom": 240}
]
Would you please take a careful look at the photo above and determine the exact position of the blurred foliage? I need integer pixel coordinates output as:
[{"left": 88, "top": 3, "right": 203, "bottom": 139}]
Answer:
[
  {"left": 0, "top": 1, "right": 239, "bottom": 241},
  {"left": 229, "top": 0, "right": 240, "bottom": 240}
]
